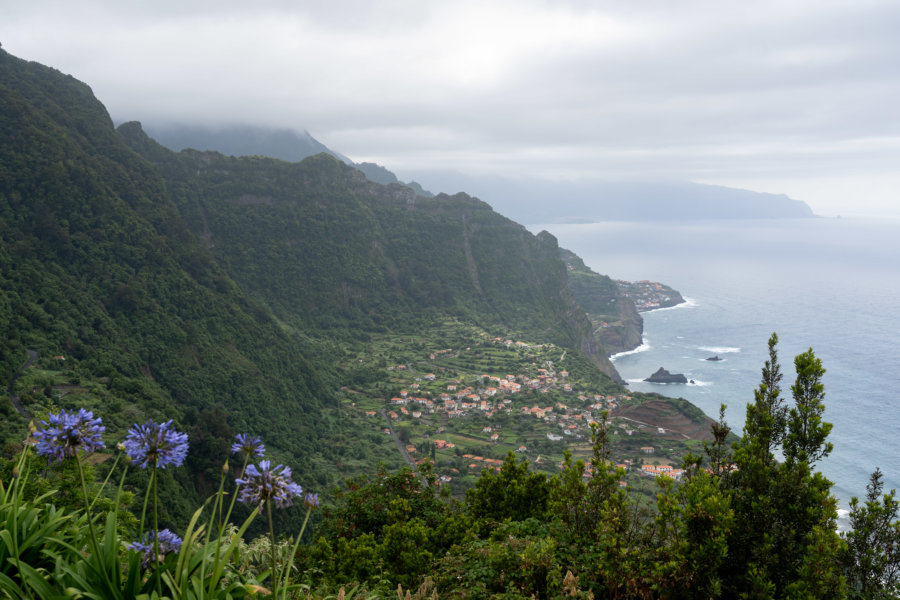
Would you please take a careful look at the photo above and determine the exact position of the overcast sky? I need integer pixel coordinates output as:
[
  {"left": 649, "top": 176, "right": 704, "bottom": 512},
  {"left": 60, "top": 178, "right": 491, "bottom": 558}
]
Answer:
[{"left": 4, "top": 0, "right": 899, "bottom": 216}]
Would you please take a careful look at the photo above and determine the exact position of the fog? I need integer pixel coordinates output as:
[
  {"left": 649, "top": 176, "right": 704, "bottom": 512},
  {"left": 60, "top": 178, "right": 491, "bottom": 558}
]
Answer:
[{"left": 3, "top": 0, "right": 899, "bottom": 215}]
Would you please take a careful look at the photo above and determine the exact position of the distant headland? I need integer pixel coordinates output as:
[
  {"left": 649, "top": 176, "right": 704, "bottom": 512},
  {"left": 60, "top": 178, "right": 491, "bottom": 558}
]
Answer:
[{"left": 615, "top": 280, "right": 685, "bottom": 312}]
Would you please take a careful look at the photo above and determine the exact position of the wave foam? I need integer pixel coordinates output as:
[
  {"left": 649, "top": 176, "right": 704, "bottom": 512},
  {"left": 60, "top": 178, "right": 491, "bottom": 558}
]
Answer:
[
  {"left": 649, "top": 297, "right": 698, "bottom": 312},
  {"left": 699, "top": 346, "right": 741, "bottom": 354},
  {"left": 626, "top": 375, "right": 710, "bottom": 386},
  {"left": 611, "top": 341, "right": 651, "bottom": 361}
]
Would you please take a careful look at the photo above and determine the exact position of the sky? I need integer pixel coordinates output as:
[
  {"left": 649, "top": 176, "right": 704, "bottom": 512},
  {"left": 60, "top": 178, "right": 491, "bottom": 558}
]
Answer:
[{"left": 3, "top": 0, "right": 900, "bottom": 216}]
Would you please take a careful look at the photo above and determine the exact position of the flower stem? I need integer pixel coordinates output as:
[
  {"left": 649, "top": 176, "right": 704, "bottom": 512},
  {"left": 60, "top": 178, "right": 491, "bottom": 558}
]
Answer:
[
  {"left": 152, "top": 468, "right": 161, "bottom": 598},
  {"left": 280, "top": 506, "right": 313, "bottom": 592},
  {"left": 76, "top": 455, "right": 111, "bottom": 591},
  {"left": 267, "top": 500, "right": 278, "bottom": 599},
  {"left": 138, "top": 473, "right": 152, "bottom": 536}
]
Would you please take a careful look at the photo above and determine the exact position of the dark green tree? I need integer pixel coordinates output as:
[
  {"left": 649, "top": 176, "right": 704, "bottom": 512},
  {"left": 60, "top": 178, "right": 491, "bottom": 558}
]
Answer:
[
  {"left": 651, "top": 455, "right": 734, "bottom": 599},
  {"left": 723, "top": 334, "right": 845, "bottom": 598},
  {"left": 743, "top": 332, "right": 787, "bottom": 465},
  {"left": 785, "top": 348, "right": 833, "bottom": 466},
  {"left": 466, "top": 451, "right": 553, "bottom": 525},
  {"left": 704, "top": 403, "right": 733, "bottom": 477},
  {"left": 550, "top": 415, "right": 649, "bottom": 598},
  {"left": 842, "top": 468, "right": 900, "bottom": 599}
]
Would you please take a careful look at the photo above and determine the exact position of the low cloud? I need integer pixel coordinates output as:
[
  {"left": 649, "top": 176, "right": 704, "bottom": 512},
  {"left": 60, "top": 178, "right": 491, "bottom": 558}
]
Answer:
[{"left": 3, "top": 0, "right": 899, "bottom": 214}]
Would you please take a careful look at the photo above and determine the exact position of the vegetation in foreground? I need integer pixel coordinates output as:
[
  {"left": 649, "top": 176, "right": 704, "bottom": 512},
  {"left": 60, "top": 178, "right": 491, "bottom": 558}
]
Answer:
[{"left": 2, "top": 334, "right": 898, "bottom": 599}]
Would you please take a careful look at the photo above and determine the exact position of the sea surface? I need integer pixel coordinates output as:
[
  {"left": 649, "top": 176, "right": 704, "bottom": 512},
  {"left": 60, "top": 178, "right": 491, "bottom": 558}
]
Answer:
[{"left": 532, "top": 217, "right": 900, "bottom": 518}]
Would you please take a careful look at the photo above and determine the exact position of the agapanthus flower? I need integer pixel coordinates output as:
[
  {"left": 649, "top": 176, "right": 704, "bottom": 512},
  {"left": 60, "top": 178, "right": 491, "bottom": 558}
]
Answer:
[
  {"left": 235, "top": 460, "right": 302, "bottom": 509},
  {"left": 231, "top": 433, "right": 265, "bottom": 459},
  {"left": 123, "top": 419, "right": 188, "bottom": 469},
  {"left": 33, "top": 409, "right": 105, "bottom": 463},
  {"left": 304, "top": 492, "right": 319, "bottom": 509},
  {"left": 128, "top": 528, "right": 182, "bottom": 568}
]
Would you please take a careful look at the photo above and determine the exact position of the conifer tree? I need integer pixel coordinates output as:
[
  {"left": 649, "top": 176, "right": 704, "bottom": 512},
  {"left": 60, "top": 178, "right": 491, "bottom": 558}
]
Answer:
[
  {"left": 842, "top": 468, "right": 900, "bottom": 598},
  {"left": 723, "top": 334, "right": 845, "bottom": 598}
]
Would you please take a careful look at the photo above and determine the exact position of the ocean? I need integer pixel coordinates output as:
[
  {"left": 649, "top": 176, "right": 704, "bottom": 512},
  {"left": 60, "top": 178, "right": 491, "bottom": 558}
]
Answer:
[{"left": 532, "top": 217, "right": 900, "bottom": 517}]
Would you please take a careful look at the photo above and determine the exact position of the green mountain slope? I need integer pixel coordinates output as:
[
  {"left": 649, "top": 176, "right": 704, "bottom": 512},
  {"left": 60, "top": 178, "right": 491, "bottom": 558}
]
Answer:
[
  {"left": 118, "top": 124, "right": 620, "bottom": 381},
  {"left": 1, "top": 47, "right": 620, "bottom": 493},
  {"left": 0, "top": 50, "right": 336, "bottom": 484}
]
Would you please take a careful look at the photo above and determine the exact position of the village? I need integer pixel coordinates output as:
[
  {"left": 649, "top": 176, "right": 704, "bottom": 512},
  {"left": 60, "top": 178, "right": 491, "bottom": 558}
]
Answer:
[
  {"left": 614, "top": 279, "right": 685, "bottom": 312},
  {"left": 348, "top": 335, "right": 695, "bottom": 493}
]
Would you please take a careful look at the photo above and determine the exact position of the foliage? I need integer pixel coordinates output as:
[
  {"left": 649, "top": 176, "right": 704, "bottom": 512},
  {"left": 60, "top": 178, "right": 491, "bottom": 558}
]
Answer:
[
  {"left": 465, "top": 452, "right": 554, "bottom": 526},
  {"left": 723, "top": 333, "right": 846, "bottom": 598},
  {"left": 842, "top": 468, "right": 900, "bottom": 599}
]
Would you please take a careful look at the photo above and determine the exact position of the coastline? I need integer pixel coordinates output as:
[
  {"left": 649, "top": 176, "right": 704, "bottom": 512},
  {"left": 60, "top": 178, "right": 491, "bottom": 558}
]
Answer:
[{"left": 610, "top": 296, "right": 695, "bottom": 361}]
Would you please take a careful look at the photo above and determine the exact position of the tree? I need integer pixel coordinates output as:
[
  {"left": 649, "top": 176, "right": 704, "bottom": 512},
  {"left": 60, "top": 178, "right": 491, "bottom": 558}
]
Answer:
[
  {"left": 704, "top": 403, "right": 733, "bottom": 477},
  {"left": 742, "top": 333, "right": 787, "bottom": 464},
  {"left": 785, "top": 348, "right": 833, "bottom": 467},
  {"left": 723, "top": 335, "right": 844, "bottom": 598},
  {"left": 465, "top": 451, "right": 552, "bottom": 525},
  {"left": 652, "top": 457, "right": 734, "bottom": 599},
  {"left": 842, "top": 468, "right": 900, "bottom": 599}
]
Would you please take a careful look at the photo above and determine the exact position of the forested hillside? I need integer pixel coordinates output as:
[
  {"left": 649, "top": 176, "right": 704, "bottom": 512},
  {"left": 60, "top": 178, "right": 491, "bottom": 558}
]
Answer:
[
  {"left": 1, "top": 47, "right": 616, "bottom": 499},
  {"left": 117, "top": 122, "right": 612, "bottom": 380}
]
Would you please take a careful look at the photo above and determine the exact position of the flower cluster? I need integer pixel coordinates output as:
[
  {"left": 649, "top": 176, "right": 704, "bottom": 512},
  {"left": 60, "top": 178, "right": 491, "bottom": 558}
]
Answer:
[
  {"left": 304, "top": 492, "right": 319, "bottom": 509},
  {"left": 123, "top": 419, "right": 188, "bottom": 469},
  {"left": 33, "top": 409, "right": 105, "bottom": 463},
  {"left": 235, "top": 460, "right": 303, "bottom": 509},
  {"left": 232, "top": 433, "right": 265, "bottom": 459},
  {"left": 128, "top": 529, "right": 183, "bottom": 568}
]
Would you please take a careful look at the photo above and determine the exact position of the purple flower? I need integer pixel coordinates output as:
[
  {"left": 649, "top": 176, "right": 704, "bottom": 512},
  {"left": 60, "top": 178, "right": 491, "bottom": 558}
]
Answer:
[
  {"left": 33, "top": 409, "right": 105, "bottom": 463},
  {"left": 128, "top": 529, "right": 182, "bottom": 568},
  {"left": 235, "top": 460, "right": 303, "bottom": 509},
  {"left": 304, "top": 492, "right": 319, "bottom": 509},
  {"left": 231, "top": 433, "right": 265, "bottom": 459},
  {"left": 123, "top": 420, "right": 188, "bottom": 469}
]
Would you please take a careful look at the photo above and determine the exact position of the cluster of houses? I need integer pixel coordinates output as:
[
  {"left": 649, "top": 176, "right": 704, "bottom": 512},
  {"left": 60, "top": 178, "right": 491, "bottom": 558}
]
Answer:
[
  {"left": 370, "top": 341, "right": 690, "bottom": 485},
  {"left": 615, "top": 279, "right": 682, "bottom": 312},
  {"left": 379, "top": 372, "right": 632, "bottom": 443}
]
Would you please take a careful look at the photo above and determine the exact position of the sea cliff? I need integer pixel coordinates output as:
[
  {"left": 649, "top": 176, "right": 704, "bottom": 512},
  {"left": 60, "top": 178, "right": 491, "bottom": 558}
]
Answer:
[{"left": 560, "top": 249, "right": 685, "bottom": 356}]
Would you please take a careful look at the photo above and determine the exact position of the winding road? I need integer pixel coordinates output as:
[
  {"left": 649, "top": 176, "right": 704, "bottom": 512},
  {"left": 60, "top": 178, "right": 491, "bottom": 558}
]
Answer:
[{"left": 380, "top": 407, "right": 429, "bottom": 486}]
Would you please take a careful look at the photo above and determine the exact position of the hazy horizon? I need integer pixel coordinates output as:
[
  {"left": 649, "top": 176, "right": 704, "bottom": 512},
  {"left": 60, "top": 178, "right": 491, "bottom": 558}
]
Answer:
[{"left": 4, "top": 1, "right": 899, "bottom": 217}]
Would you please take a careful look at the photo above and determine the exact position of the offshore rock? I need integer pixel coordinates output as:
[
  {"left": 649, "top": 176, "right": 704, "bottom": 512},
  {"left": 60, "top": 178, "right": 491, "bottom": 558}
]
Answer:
[{"left": 644, "top": 367, "right": 688, "bottom": 384}]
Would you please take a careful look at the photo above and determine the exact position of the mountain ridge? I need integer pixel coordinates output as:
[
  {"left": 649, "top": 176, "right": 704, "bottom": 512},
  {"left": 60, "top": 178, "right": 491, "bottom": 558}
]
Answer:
[{"left": 139, "top": 123, "right": 814, "bottom": 223}]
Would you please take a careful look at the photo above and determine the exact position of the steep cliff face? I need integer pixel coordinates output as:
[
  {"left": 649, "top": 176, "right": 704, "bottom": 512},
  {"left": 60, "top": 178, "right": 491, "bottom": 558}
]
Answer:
[
  {"left": 119, "top": 124, "right": 619, "bottom": 380},
  {"left": 559, "top": 249, "right": 643, "bottom": 356}
]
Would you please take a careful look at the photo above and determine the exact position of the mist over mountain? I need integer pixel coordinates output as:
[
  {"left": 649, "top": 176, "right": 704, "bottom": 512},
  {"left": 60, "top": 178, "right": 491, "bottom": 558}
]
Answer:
[
  {"left": 400, "top": 170, "right": 817, "bottom": 223},
  {"left": 140, "top": 122, "right": 352, "bottom": 164},
  {"left": 142, "top": 122, "right": 815, "bottom": 223},
  {"left": 142, "top": 122, "right": 434, "bottom": 197}
]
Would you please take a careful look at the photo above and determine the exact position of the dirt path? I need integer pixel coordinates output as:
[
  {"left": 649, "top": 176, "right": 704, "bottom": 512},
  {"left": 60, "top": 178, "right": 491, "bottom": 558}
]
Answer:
[
  {"left": 380, "top": 408, "right": 430, "bottom": 486},
  {"left": 7, "top": 349, "right": 37, "bottom": 419}
]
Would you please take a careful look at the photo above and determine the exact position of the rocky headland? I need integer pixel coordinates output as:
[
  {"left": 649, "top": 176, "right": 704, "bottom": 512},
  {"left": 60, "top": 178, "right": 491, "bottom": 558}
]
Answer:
[{"left": 615, "top": 280, "right": 685, "bottom": 312}]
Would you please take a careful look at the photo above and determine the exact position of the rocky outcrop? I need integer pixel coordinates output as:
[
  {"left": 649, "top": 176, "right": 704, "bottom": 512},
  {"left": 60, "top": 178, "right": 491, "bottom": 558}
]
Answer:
[{"left": 644, "top": 367, "right": 688, "bottom": 384}]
